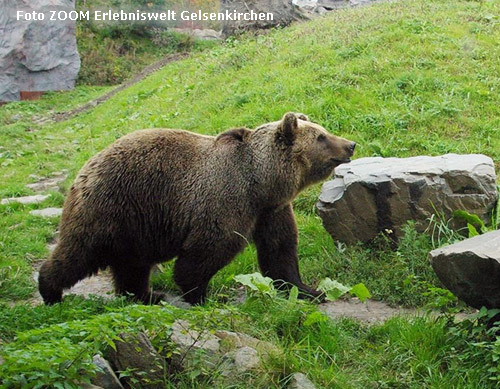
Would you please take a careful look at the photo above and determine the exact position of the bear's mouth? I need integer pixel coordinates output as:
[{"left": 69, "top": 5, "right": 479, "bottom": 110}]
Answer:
[{"left": 331, "top": 158, "right": 351, "bottom": 165}]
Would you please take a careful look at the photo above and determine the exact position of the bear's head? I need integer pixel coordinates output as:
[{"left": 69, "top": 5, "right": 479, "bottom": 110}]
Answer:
[
  {"left": 218, "top": 113, "right": 355, "bottom": 205},
  {"left": 268, "top": 112, "right": 356, "bottom": 190}
]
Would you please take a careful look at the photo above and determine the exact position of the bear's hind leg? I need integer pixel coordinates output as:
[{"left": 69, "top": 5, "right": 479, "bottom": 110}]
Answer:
[
  {"left": 173, "top": 257, "right": 211, "bottom": 304},
  {"left": 38, "top": 242, "right": 101, "bottom": 305},
  {"left": 111, "top": 264, "right": 162, "bottom": 304}
]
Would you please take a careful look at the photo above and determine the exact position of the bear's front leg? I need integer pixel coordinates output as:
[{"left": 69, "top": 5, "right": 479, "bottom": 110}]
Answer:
[{"left": 254, "top": 204, "right": 323, "bottom": 301}]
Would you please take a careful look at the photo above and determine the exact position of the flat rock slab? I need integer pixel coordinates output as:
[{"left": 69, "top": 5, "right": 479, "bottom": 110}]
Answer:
[
  {"left": 30, "top": 268, "right": 115, "bottom": 305},
  {"left": 29, "top": 207, "right": 63, "bottom": 218},
  {"left": 1, "top": 194, "right": 49, "bottom": 205},
  {"left": 319, "top": 298, "right": 414, "bottom": 324},
  {"left": 430, "top": 230, "right": 500, "bottom": 309},
  {"left": 317, "top": 154, "right": 497, "bottom": 243},
  {"left": 26, "top": 172, "right": 67, "bottom": 192}
]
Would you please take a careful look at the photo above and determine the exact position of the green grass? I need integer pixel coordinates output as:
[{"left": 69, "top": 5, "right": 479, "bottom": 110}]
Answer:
[
  {"left": 1, "top": 0, "right": 500, "bottom": 387},
  {"left": 0, "top": 297, "right": 495, "bottom": 388}
]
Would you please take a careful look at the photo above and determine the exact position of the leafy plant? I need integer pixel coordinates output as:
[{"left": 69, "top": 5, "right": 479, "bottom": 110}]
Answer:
[
  {"left": 233, "top": 272, "right": 277, "bottom": 299},
  {"left": 317, "top": 278, "right": 371, "bottom": 302},
  {"left": 447, "top": 307, "right": 500, "bottom": 382},
  {"left": 453, "top": 209, "right": 486, "bottom": 237}
]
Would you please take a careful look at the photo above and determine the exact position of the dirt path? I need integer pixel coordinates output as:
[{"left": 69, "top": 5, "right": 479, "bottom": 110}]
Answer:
[
  {"left": 29, "top": 263, "right": 465, "bottom": 323},
  {"left": 34, "top": 52, "right": 189, "bottom": 125}
]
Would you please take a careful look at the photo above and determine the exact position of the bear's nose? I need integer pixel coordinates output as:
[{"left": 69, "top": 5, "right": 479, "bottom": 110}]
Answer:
[{"left": 348, "top": 142, "right": 356, "bottom": 155}]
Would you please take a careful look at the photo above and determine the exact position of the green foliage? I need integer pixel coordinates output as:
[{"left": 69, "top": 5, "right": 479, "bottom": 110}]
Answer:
[
  {"left": 447, "top": 307, "right": 500, "bottom": 383},
  {"left": 0, "top": 296, "right": 130, "bottom": 341},
  {"left": 317, "top": 278, "right": 371, "bottom": 302},
  {"left": 0, "top": 305, "right": 177, "bottom": 388},
  {"left": 453, "top": 209, "right": 487, "bottom": 236},
  {"left": 234, "top": 272, "right": 277, "bottom": 299}
]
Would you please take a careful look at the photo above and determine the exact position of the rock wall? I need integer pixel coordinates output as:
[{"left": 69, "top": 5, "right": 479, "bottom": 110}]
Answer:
[{"left": 0, "top": 0, "right": 80, "bottom": 102}]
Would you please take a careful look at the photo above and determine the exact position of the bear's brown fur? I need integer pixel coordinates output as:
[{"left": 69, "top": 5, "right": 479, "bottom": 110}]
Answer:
[{"left": 38, "top": 113, "right": 355, "bottom": 304}]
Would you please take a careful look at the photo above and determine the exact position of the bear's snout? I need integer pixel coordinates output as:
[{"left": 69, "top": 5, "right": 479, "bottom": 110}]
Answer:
[
  {"left": 348, "top": 142, "right": 356, "bottom": 156},
  {"left": 331, "top": 140, "right": 356, "bottom": 165}
]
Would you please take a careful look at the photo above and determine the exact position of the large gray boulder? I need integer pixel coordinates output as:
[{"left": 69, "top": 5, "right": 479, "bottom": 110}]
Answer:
[
  {"left": 430, "top": 230, "right": 500, "bottom": 309},
  {"left": 0, "top": 0, "right": 80, "bottom": 102},
  {"left": 317, "top": 154, "right": 497, "bottom": 243}
]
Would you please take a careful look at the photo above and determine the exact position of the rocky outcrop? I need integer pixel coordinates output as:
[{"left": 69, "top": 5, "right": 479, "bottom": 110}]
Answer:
[
  {"left": 0, "top": 0, "right": 80, "bottom": 102},
  {"left": 221, "top": 0, "right": 309, "bottom": 36},
  {"left": 292, "top": 0, "right": 382, "bottom": 16},
  {"left": 430, "top": 230, "right": 500, "bottom": 309},
  {"left": 170, "top": 319, "right": 279, "bottom": 374},
  {"left": 317, "top": 154, "right": 497, "bottom": 243}
]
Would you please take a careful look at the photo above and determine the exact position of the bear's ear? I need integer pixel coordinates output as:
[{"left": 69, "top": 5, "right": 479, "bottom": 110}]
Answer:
[
  {"left": 278, "top": 112, "right": 298, "bottom": 145},
  {"left": 216, "top": 127, "right": 251, "bottom": 144},
  {"left": 296, "top": 113, "right": 309, "bottom": 121}
]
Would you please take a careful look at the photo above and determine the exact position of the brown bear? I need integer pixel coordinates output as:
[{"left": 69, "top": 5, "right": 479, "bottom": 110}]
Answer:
[{"left": 38, "top": 113, "right": 355, "bottom": 305}]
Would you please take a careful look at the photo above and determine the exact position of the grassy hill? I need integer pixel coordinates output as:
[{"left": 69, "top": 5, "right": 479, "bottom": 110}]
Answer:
[{"left": 1, "top": 0, "right": 500, "bottom": 387}]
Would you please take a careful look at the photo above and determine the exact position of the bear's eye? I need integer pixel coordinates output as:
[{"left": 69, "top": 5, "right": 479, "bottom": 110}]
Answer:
[{"left": 317, "top": 134, "right": 326, "bottom": 142}]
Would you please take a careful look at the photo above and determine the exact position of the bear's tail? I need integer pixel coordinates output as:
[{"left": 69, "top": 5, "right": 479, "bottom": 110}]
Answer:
[{"left": 38, "top": 244, "right": 99, "bottom": 305}]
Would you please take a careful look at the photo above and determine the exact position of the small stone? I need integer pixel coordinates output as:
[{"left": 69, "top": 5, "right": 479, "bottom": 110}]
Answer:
[
  {"left": 293, "top": 0, "right": 318, "bottom": 11},
  {"left": 314, "top": 6, "right": 328, "bottom": 14},
  {"left": 220, "top": 346, "right": 260, "bottom": 377},
  {"left": 317, "top": 0, "right": 349, "bottom": 10},
  {"left": 233, "top": 346, "right": 260, "bottom": 372},
  {"left": 430, "top": 230, "right": 500, "bottom": 309},
  {"left": 171, "top": 320, "right": 220, "bottom": 354},
  {"left": 170, "top": 319, "right": 221, "bottom": 369},
  {"left": 215, "top": 330, "right": 279, "bottom": 356},
  {"left": 192, "top": 29, "right": 222, "bottom": 40},
  {"left": 91, "top": 354, "right": 123, "bottom": 389},
  {"left": 288, "top": 372, "right": 317, "bottom": 389},
  {"left": 29, "top": 208, "right": 63, "bottom": 218},
  {"left": 1, "top": 194, "right": 50, "bottom": 205}
]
